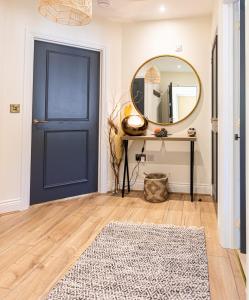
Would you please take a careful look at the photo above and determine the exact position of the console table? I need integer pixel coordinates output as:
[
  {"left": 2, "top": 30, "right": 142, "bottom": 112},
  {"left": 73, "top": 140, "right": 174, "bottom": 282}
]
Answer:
[{"left": 121, "top": 135, "right": 197, "bottom": 202}]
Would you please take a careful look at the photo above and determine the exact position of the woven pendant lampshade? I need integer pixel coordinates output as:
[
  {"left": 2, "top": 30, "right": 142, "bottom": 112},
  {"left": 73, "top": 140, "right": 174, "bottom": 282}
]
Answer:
[
  {"left": 38, "top": 0, "right": 92, "bottom": 26},
  {"left": 145, "top": 66, "right": 161, "bottom": 84}
]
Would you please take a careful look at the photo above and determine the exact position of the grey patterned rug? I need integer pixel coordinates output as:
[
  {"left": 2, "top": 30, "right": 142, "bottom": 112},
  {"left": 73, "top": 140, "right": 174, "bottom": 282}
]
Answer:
[{"left": 46, "top": 222, "right": 210, "bottom": 300}]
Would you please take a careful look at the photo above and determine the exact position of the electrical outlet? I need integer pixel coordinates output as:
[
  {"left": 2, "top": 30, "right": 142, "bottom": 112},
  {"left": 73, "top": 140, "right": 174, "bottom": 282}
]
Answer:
[
  {"left": 136, "top": 154, "right": 146, "bottom": 162},
  {"left": 141, "top": 155, "right": 146, "bottom": 163}
]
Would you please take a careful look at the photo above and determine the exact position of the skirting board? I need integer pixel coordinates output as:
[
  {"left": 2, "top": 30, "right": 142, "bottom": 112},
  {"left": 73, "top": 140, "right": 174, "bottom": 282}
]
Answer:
[
  {"left": 0, "top": 198, "right": 22, "bottom": 214},
  {"left": 110, "top": 181, "right": 211, "bottom": 195},
  {"left": 0, "top": 193, "right": 99, "bottom": 214},
  {"left": 133, "top": 181, "right": 211, "bottom": 195}
]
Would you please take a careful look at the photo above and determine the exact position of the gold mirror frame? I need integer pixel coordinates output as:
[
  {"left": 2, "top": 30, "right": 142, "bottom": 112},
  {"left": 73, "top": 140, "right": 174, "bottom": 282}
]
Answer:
[{"left": 130, "top": 55, "right": 202, "bottom": 126}]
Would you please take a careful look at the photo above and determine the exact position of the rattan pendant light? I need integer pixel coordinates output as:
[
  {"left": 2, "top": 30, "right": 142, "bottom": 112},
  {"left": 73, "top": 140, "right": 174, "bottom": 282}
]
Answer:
[
  {"left": 145, "top": 66, "right": 161, "bottom": 84},
  {"left": 38, "top": 0, "right": 92, "bottom": 26}
]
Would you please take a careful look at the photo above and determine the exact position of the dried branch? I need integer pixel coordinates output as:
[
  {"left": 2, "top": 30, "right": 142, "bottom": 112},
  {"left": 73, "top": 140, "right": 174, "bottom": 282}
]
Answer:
[{"left": 107, "top": 93, "right": 141, "bottom": 193}]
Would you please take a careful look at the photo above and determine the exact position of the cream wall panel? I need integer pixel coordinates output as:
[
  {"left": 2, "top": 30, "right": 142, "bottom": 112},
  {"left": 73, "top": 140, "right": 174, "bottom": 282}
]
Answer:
[{"left": 121, "top": 17, "right": 212, "bottom": 193}]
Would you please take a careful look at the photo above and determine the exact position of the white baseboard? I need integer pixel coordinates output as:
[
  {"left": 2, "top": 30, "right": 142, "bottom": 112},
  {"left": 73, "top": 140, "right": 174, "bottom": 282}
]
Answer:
[
  {"left": 168, "top": 182, "right": 211, "bottom": 195},
  {"left": 0, "top": 192, "right": 102, "bottom": 214},
  {"left": 112, "top": 180, "right": 211, "bottom": 195},
  {"left": 133, "top": 181, "right": 211, "bottom": 195},
  {"left": 100, "top": 182, "right": 110, "bottom": 194},
  {"left": 0, "top": 198, "right": 22, "bottom": 214}
]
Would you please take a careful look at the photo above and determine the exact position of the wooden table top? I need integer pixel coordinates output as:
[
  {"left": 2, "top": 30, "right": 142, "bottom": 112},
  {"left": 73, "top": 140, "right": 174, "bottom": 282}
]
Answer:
[{"left": 122, "top": 135, "right": 197, "bottom": 142}]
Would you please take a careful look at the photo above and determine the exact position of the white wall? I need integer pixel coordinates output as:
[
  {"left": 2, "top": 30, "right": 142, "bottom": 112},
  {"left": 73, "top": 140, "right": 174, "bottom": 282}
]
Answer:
[
  {"left": 121, "top": 17, "right": 212, "bottom": 194},
  {"left": 211, "top": 0, "right": 220, "bottom": 40},
  {"left": 0, "top": 2, "right": 213, "bottom": 212},
  {"left": 0, "top": 0, "right": 122, "bottom": 212}
]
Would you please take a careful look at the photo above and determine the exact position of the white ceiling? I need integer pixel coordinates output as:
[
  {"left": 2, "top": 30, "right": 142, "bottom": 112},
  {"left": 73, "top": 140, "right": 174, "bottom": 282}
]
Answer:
[
  {"left": 93, "top": 0, "right": 214, "bottom": 23},
  {"left": 137, "top": 57, "right": 192, "bottom": 77},
  {"left": 153, "top": 57, "right": 193, "bottom": 73}
]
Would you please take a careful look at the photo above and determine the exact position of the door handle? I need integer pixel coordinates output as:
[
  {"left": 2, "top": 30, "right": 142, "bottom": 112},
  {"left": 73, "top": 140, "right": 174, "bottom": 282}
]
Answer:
[
  {"left": 234, "top": 134, "right": 240, "bottom": 141},
  {"left": 32, "top": 119, "right": 49, "bottom": 125}
]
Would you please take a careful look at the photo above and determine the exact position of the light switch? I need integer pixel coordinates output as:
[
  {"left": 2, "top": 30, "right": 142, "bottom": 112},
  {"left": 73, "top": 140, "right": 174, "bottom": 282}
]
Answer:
[{"left": 10, "top": 104, "right": 20, "bottom": 113}]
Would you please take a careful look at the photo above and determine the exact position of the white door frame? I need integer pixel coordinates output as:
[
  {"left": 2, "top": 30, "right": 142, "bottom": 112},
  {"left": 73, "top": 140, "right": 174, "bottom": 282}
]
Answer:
[
  {"left": 20, "top": 29, "right": 109, "bottom": 210},
  {"left": 246, "top": 0, "right": 249, "bottom": 283},
  {"left": 218, "top": 0, "right": 240, "bottom": 249}
]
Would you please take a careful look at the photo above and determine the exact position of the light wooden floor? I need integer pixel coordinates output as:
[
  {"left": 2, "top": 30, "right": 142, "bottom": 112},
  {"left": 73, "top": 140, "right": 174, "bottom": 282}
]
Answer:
[{"left": 0, "top": 193, "right": 246, "bottom": 300}]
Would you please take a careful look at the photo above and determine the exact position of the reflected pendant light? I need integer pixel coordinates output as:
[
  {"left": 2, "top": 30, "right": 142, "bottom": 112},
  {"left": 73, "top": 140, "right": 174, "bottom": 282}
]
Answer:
[
  {"left": 145, "top": 66, "right": 161, "bottom": 84},
  {"left": 97, "top": 0, "right": 111, "bottom": 7},
  {"left": 38, "top": 0, "right": 92, "bottom": 26}
]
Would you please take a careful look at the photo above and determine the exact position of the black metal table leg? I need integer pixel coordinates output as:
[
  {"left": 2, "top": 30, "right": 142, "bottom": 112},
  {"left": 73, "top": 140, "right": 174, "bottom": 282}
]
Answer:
[
  {"left": 190, "top": 141, "right": 195, "bottom": 202},
  {"left": 126, "top": 152, "right": 130, "bottom": 193},
  {"left": 122, "top": 140, "right": 129, "bottom": 197}
]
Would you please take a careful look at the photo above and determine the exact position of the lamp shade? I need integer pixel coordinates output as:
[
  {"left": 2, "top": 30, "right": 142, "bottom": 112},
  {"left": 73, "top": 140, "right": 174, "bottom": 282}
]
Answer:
[
  {"left": 122, "top": 115, "right": 148, "bottom": 136},
  {"left": 38, "top": 0, "right": 92, "bottom": 26},
  {"left": 145, "top": 66, "right": 161, "bottom": 84}
]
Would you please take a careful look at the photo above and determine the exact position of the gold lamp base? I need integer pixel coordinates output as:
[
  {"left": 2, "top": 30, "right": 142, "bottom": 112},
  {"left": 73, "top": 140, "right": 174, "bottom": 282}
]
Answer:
[{"left": 121, "top": 115, "right": 148, "bottom": 136}]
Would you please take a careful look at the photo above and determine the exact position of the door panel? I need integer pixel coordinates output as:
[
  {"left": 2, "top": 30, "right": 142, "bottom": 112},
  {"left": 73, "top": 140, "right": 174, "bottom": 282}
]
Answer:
[
  {"left": 30, "top": 41, "right": 100, "bottom": 205},
  {"left": 44, "top": 130, "right": 88, "bottom": 188},
  {"left": 46, "top": 51, "right": 90, "bottom": 120}
]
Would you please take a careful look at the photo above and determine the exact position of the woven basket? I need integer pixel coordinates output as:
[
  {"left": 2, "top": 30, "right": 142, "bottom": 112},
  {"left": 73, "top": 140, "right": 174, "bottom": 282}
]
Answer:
[{"left": 144, "top": 173, "right": 168, "bottom": 203}]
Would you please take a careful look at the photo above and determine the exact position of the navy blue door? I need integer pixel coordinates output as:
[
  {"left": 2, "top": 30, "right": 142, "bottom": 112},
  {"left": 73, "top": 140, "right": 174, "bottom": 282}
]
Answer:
[{"left": 30, "top": 41, "right": 100, "bottom": 205}]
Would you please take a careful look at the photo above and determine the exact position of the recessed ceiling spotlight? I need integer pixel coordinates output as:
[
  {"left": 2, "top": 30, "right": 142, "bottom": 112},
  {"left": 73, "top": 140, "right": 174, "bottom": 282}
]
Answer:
[
  {"left": 97, "top": 0, "right": 111, "bottom": 8},
  {"left": 159, "top": 5, "right": 166, "bottom": 13},
  {"left": 177, "top": 65, "right": 182, "bottom": 69}
]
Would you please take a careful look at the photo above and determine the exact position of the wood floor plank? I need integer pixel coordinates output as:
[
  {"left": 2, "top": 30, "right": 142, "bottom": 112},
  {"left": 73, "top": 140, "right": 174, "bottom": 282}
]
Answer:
[
  {"left": 143, "top": 205, "right": 168, "bottom": 224},
  {"left": 0, "top": 244, "right": 32, "bottom": 272},
  {"left": 165, "top": 210, "right": 182, "bottom": 225},
  {"left": 236, "top": 250, "right": 246, "bottom": 277},
  {"left": 5, "top": 253, "right": 74, "bottom": 300},
  {"left": 208, "top": 256, "right": 240, "bottom": 300},
  {"left": 0, "top": 204, "right": 51, "bottom": 237},
  {"left": 0, "top": 213, "right": 95, "bottom": 290},
  {"left": 181, "top": 201, "right": 201, "bottom": 227},
  {"left": 3, "top": 221, "right": 108, "bottom": 299},
  {"left": 80, "top": 194, "right": 115, "bottom": 207},
  {"left": 126, "top": 207, "right": 148, "bottom": 223},
  {"left": 16, "top": 205, "right": 85, "bottom": 246},
  {"left": 227, "top": 250, "right": 246, "bottom": 300},
  {"left": 0, "top": 252, "right": 41, "bottom": 290},
  {"left": 206, "top": 237, "right": 228, "bottom": 257},
  {"left": 0, "top": 287, "right": 10, "bottom": 299},
  {"left": 200, "top": 201, "right": 217, "bottom": 214},
  {"left": 200, "top": 211, "right": 218, "bottom": 239},
  {"left": 0, "top": 205, "right": 66, "bottom": 253},
  {"left": 165, "top": 200, "right": 183, "bottom": 225},
  {"left": 0, "top": 193, "right": 245, "bottom": 299},
  {"left": 168, "top": 199, "right": 184, "bottom": 210}
]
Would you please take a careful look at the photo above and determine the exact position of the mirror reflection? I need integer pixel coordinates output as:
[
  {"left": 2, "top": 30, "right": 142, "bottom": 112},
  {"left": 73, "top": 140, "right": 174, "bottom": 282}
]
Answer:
[{"left": 131, "top": 56, "right": 201, "bottom": 125}]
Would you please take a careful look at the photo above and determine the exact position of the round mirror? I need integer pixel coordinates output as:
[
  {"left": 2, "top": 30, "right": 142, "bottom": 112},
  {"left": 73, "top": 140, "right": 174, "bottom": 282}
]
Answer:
[{"left": 131, "top": 55, "right": 201, "bottom": 125}]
